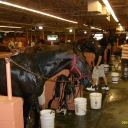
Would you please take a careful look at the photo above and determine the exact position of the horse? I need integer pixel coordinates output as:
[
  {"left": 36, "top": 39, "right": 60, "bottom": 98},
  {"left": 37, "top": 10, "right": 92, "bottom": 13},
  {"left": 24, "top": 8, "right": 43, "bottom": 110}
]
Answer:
[
  {"left": 99, "top": 31, "right": 116, "bottom": 50},
  {"left": 0, "top": 43, "right": 92, "bottom": 128},
  {"left": 76, "top": 36, "right": 98, "bottom": 54}
]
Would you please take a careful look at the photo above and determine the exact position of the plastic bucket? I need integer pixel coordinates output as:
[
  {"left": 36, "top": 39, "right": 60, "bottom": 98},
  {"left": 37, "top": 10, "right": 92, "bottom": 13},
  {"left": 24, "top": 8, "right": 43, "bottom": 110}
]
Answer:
[
  {"left": 90, "top": 93, "right": 102, "bottom": 109},
  {"left": 74, "top": 97, "right": 87, "bottom": 116},
  {"left": 104, "top": 64, "right": 109, "bottom": 74},
  {"left": 40, "top": 109, "right": 55, "bottom": 128},
  {"left": 124, "top": 68, "right": 128, "bottom": 78},
  {"left": 110, "top": 55, "right": 116, "bottom": 62},
  {"left": 111, "top": 72, "right": 119, "bottom": 83}
]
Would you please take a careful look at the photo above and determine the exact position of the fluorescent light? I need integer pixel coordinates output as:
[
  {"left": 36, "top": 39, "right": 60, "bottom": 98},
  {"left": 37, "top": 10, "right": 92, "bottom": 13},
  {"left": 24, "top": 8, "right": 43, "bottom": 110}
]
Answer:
[
  {"left": 0, "top": 1, "right": 77, "bottom": 24},
  {"left": 102, "top": 0, "right": 118, "bottom": 22},
  {"left": 0, "top": 30, "right": 15, "bottom": 33},
  {"left": 91, "top": 26, "right": 102, "bottom": 30},
  {"left": 0, "top": 26, "right": 21, "bottom": 28}
]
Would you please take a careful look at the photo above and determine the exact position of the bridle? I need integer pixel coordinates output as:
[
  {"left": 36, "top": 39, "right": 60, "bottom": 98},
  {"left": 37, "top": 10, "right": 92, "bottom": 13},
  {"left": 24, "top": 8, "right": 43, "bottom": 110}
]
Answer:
[{"left": 69, "top": 54, "right": 91, "bottom": 79}]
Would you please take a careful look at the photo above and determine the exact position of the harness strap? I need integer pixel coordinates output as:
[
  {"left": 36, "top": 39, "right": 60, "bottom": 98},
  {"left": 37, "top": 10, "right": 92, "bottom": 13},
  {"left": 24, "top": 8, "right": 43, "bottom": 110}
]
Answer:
[
  {"left": 69, "top": 54, "right": 82, "bottom": 77},
  {"left": 69, "top": 54, "right": 92, "bottom": 78},
  {"left": 69, "top": 66, "right": 82, "bottom": 77}
]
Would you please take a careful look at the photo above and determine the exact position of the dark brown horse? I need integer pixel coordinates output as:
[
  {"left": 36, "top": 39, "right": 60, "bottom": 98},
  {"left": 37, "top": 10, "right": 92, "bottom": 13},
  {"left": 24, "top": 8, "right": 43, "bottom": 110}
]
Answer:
[{"left": 0, "top": 43, "right": 92, "bottom": 128}]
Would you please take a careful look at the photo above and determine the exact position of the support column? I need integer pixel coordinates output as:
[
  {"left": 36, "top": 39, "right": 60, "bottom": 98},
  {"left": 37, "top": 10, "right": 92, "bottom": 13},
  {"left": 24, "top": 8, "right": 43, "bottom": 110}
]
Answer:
[
  {"left": 41, "top": 30, "right": 44, "bottom": 39},
  {"left": 87, "top": 27, "right": 92, "bottom": 38},
  {"left": 25, "top": 29, "right": 29, "bottom": 46}
]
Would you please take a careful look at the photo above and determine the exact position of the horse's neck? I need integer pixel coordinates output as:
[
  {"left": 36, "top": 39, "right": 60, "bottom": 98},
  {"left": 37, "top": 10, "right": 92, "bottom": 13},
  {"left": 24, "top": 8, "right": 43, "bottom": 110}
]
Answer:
[{"left": 39, "top": 51, "right": 72, "bottom": 79}]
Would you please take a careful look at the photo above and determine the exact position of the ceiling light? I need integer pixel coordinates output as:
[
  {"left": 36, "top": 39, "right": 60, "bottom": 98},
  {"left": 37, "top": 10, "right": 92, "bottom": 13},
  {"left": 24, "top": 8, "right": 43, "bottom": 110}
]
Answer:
[
  {"left": 91, "top": 26, "right": 102, "bottom": 31},
  {"left": 0, "top": 1, "right": 78, "bottom": 24},
  {"left": 84, "top": 31, "right": 87, "bottom": 34},
  {"left": 0, "top": 30, "right": 14, "bottom": 33},
  {"left": 102, "top": 0, "right": 118, "bottom": 22},
  {"left": 0, "top": 26, "right": 21, "bottom": 28},
  {"left": 39, "top": 26, "right": 43, "bottom": 30},
  {"left": 69, "top": 29, "right": 73, "bottom": 32}
]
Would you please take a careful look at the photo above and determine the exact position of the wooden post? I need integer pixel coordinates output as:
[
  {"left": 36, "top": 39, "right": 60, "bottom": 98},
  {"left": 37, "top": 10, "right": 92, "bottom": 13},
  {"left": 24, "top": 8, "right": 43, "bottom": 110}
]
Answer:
[
  {"left": 5, "top": 57, "right": 12, "bottom": 100},
  {"left": 25, "top": 29, "right": 29, "bottom": 46}
]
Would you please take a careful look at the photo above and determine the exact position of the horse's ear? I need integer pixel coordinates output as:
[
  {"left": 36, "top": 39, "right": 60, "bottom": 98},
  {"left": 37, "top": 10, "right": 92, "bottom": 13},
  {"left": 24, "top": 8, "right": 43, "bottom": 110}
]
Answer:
[{"left": 72, "top": 46, "right": 78, "bottom": 54}]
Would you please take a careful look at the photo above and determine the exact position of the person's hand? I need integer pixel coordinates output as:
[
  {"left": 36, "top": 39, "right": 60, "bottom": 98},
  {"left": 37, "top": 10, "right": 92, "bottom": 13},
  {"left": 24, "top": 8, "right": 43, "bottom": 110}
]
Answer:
[{"left": 96, "top": 65, "right": 98, "bottom": 69}]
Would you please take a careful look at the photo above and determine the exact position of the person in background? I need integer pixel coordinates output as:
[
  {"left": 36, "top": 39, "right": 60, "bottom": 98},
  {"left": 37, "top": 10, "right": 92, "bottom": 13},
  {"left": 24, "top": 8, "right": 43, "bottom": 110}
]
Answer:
[
  {"left": 8, "top": 40, "right": 15, "bottom": 49},
  {"left": 86, "top": 42, "right": 109, "bottom": 91},
  {"left": 0, "top": 38, "right": 10, "bottom": 52},
  {"left": 37, "top": 39, "right": 45, "bottom": 45},
  {"left": 121, "top": 39, "right": 128, "bottom": 80}
]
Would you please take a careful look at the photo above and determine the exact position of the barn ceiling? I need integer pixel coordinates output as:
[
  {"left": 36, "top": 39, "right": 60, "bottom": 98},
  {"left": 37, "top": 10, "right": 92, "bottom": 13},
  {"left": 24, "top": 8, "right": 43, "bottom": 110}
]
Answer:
[{"left": 0, "top": 0, "right": 128, "bottom": 33}]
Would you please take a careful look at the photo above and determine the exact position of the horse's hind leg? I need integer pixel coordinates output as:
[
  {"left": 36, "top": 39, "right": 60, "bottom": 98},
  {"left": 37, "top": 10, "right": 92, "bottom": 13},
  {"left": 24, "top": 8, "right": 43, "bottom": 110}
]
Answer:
[
  {"left": 23, "top": 99, "right": 34, "bottom": 128},
  {"left": 33, "top": 99, "right": 41, "bottom": 128}
]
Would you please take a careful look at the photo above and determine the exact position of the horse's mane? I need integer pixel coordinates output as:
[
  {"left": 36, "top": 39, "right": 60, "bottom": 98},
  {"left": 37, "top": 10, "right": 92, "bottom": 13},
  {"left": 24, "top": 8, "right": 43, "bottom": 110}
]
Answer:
[{"left": 99, "top": 36, "right": 108, "bottom": 49}]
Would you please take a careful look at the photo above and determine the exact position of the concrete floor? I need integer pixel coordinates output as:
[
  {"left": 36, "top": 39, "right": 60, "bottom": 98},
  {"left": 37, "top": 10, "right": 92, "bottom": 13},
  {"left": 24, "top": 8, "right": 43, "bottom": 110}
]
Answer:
[
  {"left": 28, "top": 71, "right": 128, "bottom": 128},
  {"left": 55, "top": 71, "right": 128, "bottom": 128}
]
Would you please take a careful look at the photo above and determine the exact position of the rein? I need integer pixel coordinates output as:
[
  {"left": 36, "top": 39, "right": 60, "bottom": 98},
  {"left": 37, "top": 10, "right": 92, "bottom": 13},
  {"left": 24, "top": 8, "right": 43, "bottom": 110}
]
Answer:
[
  {"left": 10, "top": 58, "right": 68, "bottom": 82},
  {"left": 69, "top": 54, "right": 91, "bottom": 78}
]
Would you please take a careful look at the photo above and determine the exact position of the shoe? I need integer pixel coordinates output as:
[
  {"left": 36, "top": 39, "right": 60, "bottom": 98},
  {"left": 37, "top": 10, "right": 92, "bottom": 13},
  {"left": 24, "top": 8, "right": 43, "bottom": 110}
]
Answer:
[
  {"left": 102, "top": 85, "right": 109, "bottom": 91},
  {"left": 86, "top": 86, "right": 96, "bottom": 91}
]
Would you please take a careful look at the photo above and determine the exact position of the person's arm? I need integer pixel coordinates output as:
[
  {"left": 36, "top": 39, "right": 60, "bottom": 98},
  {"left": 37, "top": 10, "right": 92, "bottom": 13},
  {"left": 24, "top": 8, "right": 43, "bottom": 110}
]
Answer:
[{"left": 96, "top": 56, "right": 102, "bottom": 69}]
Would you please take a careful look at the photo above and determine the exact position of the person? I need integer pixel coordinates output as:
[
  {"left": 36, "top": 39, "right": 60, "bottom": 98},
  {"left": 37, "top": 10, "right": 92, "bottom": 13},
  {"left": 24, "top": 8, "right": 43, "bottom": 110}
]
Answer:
[
  {"left": 121, "top": 39, "right": 128, "bottom": 79},
  {"left": 8, "top": 40, "right": 15, "bottom": 49},
  {"left": 86, "top": 42, "right": 109, "bottom": 91},
  {"left": 0, "top": 38, "right": 10, "bottom": 52},
  {"left": 37, "top": 39, "right": 45, "bottom": 44}
]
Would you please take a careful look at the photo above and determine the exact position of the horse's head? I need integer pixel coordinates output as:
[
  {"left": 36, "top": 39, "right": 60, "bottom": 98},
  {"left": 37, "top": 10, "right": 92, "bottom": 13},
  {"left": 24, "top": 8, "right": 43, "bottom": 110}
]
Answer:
[
  {"left": 76, "top": 36, "right": 98, "bottom": 55},
  {"left": 99, "top": 30, "right": 117, "bottom": 50},
  {"left": 68, "top": 46, "right": 92, "bottom": 86},
  {"left": 107, "top": 30, "right": 117, "bottom": 46}
]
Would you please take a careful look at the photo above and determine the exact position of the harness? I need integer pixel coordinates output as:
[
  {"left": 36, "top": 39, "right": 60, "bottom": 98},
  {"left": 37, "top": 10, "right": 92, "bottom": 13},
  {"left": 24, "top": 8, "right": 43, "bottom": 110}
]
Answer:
[{"left": 69, "top": 54, "right": 91, "bottom": 78}]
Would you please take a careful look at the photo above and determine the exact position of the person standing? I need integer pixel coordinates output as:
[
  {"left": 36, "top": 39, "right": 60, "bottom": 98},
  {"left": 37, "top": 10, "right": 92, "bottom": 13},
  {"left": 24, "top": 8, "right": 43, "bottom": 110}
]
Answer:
[
  {"left": 86, "top": 42, "right": 109, "bottom": 91},
  {"left": 121, "top": 39, "right": 128, "bottom": 79}
]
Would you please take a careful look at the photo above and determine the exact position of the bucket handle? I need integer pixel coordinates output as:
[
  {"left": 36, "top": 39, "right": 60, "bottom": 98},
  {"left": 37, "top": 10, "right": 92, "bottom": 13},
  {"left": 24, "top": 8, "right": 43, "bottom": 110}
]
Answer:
[
  {"left": 75, "top": 104, "right": 86, "bottom": 114},
  {"left": 40, "top": 110, "right": 55, "bottom": 116}
]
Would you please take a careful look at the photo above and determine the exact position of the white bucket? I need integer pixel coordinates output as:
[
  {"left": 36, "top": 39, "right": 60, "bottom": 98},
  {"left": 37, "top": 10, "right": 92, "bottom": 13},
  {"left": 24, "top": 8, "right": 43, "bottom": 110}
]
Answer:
[
  {"left": 111, "top": 55, "right": 116, "bottom": 61},
  {"left": 104, "top": 64, "right": 109, "bottom": 74},
  {"left": 90, "top": 93, "right": 102, "bottom": 109},
  {"left": 40, "top": 109, "right": 55, "bottom": 128},
  {"left": 111, "top": 72, "right": 119, "bottom": 83},
  {"left": 74, "top": 97, "right": 87, "bottom": 116},
  {"left": 124, "top": 68, "right": 128, "bottom": 78}
]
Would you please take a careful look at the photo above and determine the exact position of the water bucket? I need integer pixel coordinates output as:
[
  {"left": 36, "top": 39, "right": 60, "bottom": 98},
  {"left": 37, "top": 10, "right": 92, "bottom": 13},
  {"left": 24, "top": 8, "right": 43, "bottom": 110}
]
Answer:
[
  {"left": 111, "top": 55, "right": 116, "bottom": 61},
  {"left": 111, "top": 72, "right": 119, "bottom": 83},
  {"left": 124, "top": 68, "right": 128, "bottom": 78},
  {"left": 90, "top": 93, "right": 102, "bottom": 109},
  {"left": 104, "top": 64, "right": 109, "bottom": 74},
  {"left": 40, "top": 109, "right": 55, "bottom": 128},
  {"left": 74, "top": 97, "right": 87, "bottom": 116}
]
